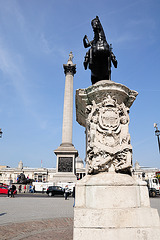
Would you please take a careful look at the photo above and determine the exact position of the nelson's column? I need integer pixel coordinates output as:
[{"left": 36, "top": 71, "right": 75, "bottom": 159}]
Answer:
[{"left": 54, "top": 52, "right": 78, "bottom": 183}]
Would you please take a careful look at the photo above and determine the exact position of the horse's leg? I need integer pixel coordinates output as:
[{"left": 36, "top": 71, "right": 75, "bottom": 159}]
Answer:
[
  {"left": 90, "top": 48, "right": 93, "bottom": 65},
  {"left": 91, "top": 75, "right": 97, "bottom": 85},
  {"left": 84, "top": 51, "right": 90, "bottom": 70},
  {"left": 108, "top": 56, "right": 111, "bottom": 80}
]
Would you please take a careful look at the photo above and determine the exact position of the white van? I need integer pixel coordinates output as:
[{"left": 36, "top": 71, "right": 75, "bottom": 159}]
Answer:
[
  {"left": 146, "top": 178, "right": 160, "bottom": 197},
  {"left": 32, "top": 182, "right": 54, "bottom": 192}
]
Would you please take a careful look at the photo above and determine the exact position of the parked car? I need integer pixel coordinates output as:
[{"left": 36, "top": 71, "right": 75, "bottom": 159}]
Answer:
[
  {"left": 46, "top": 186, "right": 66, "bottom": 197},
  {"left": 0, "top": 185, "right": 17, "bottom": 195}
]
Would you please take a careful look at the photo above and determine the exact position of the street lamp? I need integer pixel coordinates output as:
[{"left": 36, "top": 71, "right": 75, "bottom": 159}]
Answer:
[
  {"left": 154, "top": 123, "right": 160, "bottom": 153},
  {"left": 0, "top": 128, "right": 2, "bottom": 138}
]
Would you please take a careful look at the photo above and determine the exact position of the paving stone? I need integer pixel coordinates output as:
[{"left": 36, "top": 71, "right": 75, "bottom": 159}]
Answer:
[{"left": 0, "top": 218, "right": 73, "bottom": 240}]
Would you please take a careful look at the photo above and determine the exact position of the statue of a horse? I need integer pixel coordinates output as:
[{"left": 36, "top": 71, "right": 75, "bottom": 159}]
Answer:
[{"left": 83, "top": 16, "right": 118, "bottom": 85}]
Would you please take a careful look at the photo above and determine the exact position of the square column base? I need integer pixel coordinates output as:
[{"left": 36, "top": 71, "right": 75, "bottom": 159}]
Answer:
[
  {"left": 53, "top": 173, "right": 77, "bottom": 185},
  {"left": 73, "top": 172, "right": 160, "bottom": 240},
  {"left": 54, "top": 144, "right": 78, "bottom": 184}
]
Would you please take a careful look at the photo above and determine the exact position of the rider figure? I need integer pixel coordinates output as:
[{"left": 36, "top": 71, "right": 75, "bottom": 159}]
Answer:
[{"left": 83, "top": 16, "right": 117, "bottom": 83}]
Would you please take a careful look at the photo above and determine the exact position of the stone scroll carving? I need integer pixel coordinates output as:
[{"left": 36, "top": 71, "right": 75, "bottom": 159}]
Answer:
[{"left": 86, "top": 95, "right": 132, "bottom": 174}]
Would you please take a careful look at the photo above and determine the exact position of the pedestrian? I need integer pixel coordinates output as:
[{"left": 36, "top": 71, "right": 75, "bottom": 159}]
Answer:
[
  {"left": 8, "top": 184, "right": 11, "bottom": 197},
  {"left": 10, "top": 185, "right": 14, "bottom": 198},
  {"left": 64, "top": 186, "right": 69, "bottom": 200},
  {"left": 11, "top": 184, "right": 16, "bottom": 198},
  {"left": 29, "top": 185, "right": 32, "bottom": 193},
  {"left": 73, "top": 186, "right": 75, "bottom": 207},
  {"left": 33, "top": 185, "right": 35, "bottom": 193},
  {"left": 24, "top": 185, "right": 26, "bottom": 193},
  {"left": 18, "top": 185, "right": 21, "bottom": 193}
]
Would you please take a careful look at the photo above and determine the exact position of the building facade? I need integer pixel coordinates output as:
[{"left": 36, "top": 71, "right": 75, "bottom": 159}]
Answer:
[
  {"left": 0, "top": 158, "right": 85, "bottom": 185},
  {"left": 132, "top": 161, "right": 159, "bottom": 180}
]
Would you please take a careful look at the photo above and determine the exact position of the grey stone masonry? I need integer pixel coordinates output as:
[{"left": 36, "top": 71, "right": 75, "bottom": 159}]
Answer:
[{"left": 62, "top": 52, "right": 76, "bottom": 146}]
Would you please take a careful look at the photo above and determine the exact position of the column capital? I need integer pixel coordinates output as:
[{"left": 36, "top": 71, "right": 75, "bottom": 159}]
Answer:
[{"left": 63, "top": 64, "right": 76, "bottom": 76}]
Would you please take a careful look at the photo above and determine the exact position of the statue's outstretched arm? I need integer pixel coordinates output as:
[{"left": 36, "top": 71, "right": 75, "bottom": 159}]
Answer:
[
  {"left": 110, "top": 52, "right": 118, "bottom": 68},
  {"left": 83, "top": 35, "right": 92, "bottom": 48}
]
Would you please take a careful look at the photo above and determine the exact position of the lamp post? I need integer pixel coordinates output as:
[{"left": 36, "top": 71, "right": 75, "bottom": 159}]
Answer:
[
  {"left": 0, "top": 128, "right": 2, "bottom": 138},
  {"left": 154, "top": 123, "right": 160, "bottom": 153}
]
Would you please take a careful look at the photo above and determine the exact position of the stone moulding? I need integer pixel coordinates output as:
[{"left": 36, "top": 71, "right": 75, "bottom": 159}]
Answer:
[{"left": 76, "top": 80, "right": 138, "bottom": 128}]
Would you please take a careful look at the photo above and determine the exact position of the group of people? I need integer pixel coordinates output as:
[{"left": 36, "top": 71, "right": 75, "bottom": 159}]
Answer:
[
  {"left": 7, "top": 184, "right": 75, "bottom": 204},
  {"left": 7, "top": 184, "right": 29, "bottom": 197},
  {"left": 18, "top": 184, "right": 35, "bottom": 193}
]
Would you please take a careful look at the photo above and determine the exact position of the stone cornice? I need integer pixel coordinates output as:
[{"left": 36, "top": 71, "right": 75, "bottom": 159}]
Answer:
[{"left": 63, "top": 64, "right": 76, "bottom": 75}]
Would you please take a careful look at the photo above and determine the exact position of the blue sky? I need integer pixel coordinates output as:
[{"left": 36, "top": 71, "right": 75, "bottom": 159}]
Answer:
[{"left": 0, "top": 0, "right": 160, "bottom": 169}]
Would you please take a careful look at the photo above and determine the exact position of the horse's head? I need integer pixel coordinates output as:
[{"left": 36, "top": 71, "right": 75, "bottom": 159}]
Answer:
[{"left": 91, "top": 16, "right": 101, "bottom": 32}]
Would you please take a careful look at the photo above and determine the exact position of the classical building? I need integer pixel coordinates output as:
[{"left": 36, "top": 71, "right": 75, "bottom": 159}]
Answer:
[
  {"left": 0, "top": 158, "right": 85, "bottom": 185},
  {"left": 132, "top": 161, "right": 159, "bottom": 180},
  {"left": 75, "top": 156, "right": 86, "bottom": 180}
]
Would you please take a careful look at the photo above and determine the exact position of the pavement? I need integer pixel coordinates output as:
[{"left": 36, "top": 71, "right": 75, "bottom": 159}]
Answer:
[
  {"left": 0, "top": 218, "right": 73, "bottom": 240},
  {"left": 0, "top": 196, "right": 74, "bottom": 240},
  {"left": 0, "top": 194, "right": 159, "bottom": 240}
]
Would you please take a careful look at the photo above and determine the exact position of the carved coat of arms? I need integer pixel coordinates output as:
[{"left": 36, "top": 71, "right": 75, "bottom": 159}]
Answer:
[{"left": 86, "top": 95, "right": 132, "bottom": 174}]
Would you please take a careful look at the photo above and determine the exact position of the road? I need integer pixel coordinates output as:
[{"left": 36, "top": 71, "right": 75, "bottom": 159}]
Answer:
[
  {"left": 0, "top": 194, "right": 74, "bottom": 225},
  {"left": 150, "top": 195, "right": 160, "bottom": 215},
  {"left": 0, "top": 193, "right": 160, "bottom": 223}
]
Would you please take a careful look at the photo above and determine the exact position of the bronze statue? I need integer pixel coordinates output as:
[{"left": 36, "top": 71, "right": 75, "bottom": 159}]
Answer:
[
  {"left": 17, "top": 173, "right": 34, "bottom": 184},
  {"left": 83, "top": 16, "right": 118, "bottom": 84}
]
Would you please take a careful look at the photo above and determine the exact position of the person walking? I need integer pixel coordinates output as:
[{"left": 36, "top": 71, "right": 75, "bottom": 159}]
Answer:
[
  {"left": 7, "top": 184, "right": 11, "bottom": 197},
  {"left": 73, "top": 186, "right": 75, "bottom": 207},
  {"left": 11, "top": 184, "right": 16, "bottom": 198},
  {"left": 29, "top": 185, "right": 32, "bottom": 193},
  {"left": 11, "top": 184, "right": 15, "bottom": 198},
  {"left": 10, "top": 185, "right": 14, "bottom": 198},
  {"left": 64, "top": 186, "right": 69, "bottom": 200},
  {"left": 24, "top": 185, "right": 26, "bottom": 193},
  {"left": 18, "top": 185, "right": 21, "bottom": 193}
]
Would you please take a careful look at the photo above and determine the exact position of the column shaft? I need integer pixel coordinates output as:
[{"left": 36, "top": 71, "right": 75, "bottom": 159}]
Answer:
[{"left": 62, "top": 72, "right": 73, "bottom": 145}]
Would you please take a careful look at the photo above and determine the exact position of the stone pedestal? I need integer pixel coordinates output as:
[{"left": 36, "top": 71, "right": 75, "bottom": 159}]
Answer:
[
  {"left": 74, "top": 80, "right": 160, "bottom": 239},
  {"left": 74, "top": 173, "right": 160, "bottom": 239},
  {"left": 54, "top": 144, "right": 78, "bottom": 184}
]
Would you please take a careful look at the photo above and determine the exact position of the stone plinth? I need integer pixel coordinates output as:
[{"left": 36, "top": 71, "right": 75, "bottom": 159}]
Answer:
[
  {"left": 74, "top": 80, "right": 160, "bottom": 239},
  {"left": 54, "top": 144, "right": 78, "bottom": 184},
  {"left": 73, "top": 172, "right": 160, "bottom": 240}
]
